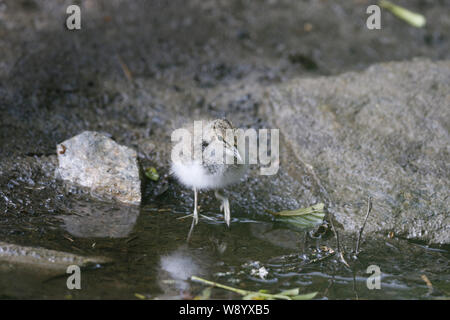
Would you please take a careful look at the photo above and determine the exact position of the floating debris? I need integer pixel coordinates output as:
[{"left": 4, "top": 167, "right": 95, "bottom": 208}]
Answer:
[
  {"left": 421, "top": 274, "right": 433, "bottom": 295},
  {"left": 251, "top": 266, "right": 269, "bottom": 280},
  {"left": 134, "top": 293, "right": 146, "bottom": 300}
]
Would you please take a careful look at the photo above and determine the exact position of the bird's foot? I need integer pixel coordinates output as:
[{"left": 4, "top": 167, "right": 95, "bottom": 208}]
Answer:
[
  {"left": 215, "top": 190, "right": 231, "bottom": 227},
  {"left": 193, "top": 187, "right": 199, "bottom": 225},
  {"left": 223, "top": 198, "right": 230, "bottom": 227}
]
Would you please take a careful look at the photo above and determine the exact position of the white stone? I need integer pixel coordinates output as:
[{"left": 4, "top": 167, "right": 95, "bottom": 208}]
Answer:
[{"left": 56, "top": 131, "right": 141, "bottom": 204}]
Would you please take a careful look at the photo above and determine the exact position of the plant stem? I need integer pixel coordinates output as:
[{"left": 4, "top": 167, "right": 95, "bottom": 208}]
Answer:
[
  {"left": 191, "top": 276, "right": 249, "bottom": 296},
  {"left": 190, "top": 276, "right": 292, "bottom": 300},
  {"left": 379, "top": 0, "right": 426, "bottom": 28}
]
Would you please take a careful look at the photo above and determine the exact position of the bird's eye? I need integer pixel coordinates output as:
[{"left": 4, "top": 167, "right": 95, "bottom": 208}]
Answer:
[{"left": 217, "top": 136, "right": 223, "bottom": 141}]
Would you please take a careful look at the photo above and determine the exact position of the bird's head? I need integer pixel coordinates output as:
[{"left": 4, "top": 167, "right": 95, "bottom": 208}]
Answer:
[{"left": 201, "top": 119, "right": 242, "bottom": 168}]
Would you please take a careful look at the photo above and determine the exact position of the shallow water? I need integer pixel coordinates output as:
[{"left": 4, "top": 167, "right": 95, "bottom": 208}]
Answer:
[{"left": 0, "top": 177, "right": 448, "bottom": 300}]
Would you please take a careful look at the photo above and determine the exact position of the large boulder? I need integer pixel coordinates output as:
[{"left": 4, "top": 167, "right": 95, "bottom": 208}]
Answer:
[
  {"left": 56, "top": 131, "right": 141, "bottom": 205},
  {"left": 262, "top": 59, "right": 450, "bottom": 244}
]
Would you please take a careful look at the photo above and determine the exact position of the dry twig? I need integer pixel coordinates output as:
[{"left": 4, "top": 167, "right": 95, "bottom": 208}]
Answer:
[
  {"left": 421, "top": 274, "right": 433, "bottom": 295},
  {"left": 355, "top": 196, "right": 373, "bottom": 255}
]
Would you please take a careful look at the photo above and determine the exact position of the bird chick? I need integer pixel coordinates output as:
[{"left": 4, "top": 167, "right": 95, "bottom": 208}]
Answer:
[{"left": 171, "top": 119, "right": 246, "bottom": 227}]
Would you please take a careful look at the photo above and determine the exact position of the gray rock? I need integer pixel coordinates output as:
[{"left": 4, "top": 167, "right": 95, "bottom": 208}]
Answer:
[
  {"left": 0, "top": 241, "right": 111, "bottom": 273},
  {"left": 56, "top": 131, "right": 141, "bottom": 205},
  {"left": 262, "top": 59, "right": 450, "bottom": 244}
]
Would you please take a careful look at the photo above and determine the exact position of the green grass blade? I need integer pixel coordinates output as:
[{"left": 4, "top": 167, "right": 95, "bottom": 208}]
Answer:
[
  {"left": 291, "top": 292, "right": 318, "bottom": 300},
  {"left": 379, "top": 0, "right": 426, "bottom": 28},
  {"left": 269, "top": 203, "right": 326, "bottom": 229}
]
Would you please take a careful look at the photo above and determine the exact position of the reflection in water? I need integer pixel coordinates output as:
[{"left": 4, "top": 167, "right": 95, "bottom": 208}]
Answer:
[
  {"left": 58, "top": 200, "right": 140, "bottom": 238},
  {"left": 250, "top": 222, "right": 305, "bottom": 250},
  {"left": 158, "top": 245, "right": 208, "bottom": 298}
]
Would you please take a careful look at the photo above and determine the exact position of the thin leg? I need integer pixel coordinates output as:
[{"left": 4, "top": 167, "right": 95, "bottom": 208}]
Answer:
[
  {"left": 214, "top": 190, "right": 231, "bottom": 227},
  {"left": 186, "top": 215, "right": 195, "bottom": 242},
  {"left": 193, "top": 187, "right": 199, "bottom": 225}
]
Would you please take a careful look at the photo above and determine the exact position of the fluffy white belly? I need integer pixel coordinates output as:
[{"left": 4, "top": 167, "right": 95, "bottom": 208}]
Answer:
[{"left": 171, "top": 161, "right": 245, "bottom": 190}]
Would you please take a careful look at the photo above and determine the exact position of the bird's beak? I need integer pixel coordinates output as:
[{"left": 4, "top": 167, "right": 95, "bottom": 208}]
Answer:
[{"left": 224, "top": 145, "right": 243, "bottom": 164}]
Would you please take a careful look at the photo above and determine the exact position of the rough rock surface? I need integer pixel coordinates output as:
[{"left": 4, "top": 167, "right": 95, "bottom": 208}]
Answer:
[
  {"left": 262, "top": 59, "right": 450, "bottom": 244},
  {"left": 56, "top": 131, "right": 141, "bottom": 205},
  {"left": 0, "top": 241, "right": 111, "bottom": 273}
]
